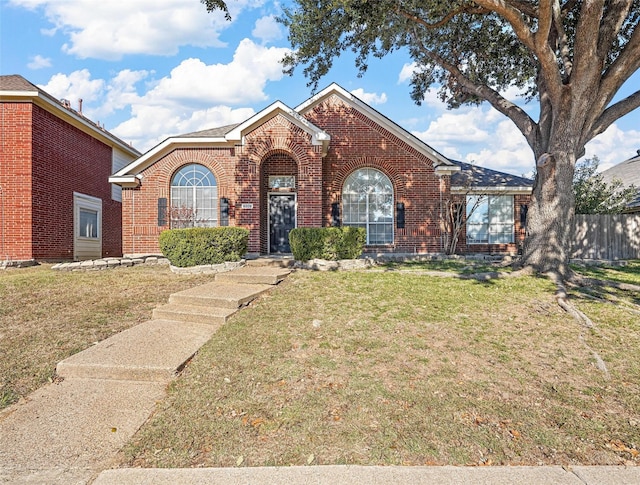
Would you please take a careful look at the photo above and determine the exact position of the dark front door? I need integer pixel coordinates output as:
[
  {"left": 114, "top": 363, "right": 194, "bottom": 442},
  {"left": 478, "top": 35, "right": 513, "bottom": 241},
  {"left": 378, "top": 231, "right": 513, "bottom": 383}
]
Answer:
[{"left": 269, "top": 194, "right": 296, "bottom": 253}]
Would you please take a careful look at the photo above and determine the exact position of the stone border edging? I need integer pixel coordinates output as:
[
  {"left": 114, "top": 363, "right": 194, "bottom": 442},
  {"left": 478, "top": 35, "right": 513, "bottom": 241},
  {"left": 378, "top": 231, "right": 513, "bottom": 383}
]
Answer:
[
  {"left": 169, "top": 260, "right": 245, "bottom": 274},
  {"left": 52, "top": 255, "right": 170, "bottom": 271}
]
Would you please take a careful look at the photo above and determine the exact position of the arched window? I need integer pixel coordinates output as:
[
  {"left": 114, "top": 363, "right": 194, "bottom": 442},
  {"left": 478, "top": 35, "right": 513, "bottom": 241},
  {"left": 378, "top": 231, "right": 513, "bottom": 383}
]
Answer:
[
  {"left": 342, "top": 168, "right": 394, "bottom": 244},
  {"left": 170, "top": 164, "right": 218, "bottom": 228}
]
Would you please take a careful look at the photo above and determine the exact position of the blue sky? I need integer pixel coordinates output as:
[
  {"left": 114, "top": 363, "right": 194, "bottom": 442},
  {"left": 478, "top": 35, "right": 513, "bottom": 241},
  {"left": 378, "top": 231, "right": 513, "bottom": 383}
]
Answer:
[{"left": 2, "top": 0, "right": 639, "bottom": 176}]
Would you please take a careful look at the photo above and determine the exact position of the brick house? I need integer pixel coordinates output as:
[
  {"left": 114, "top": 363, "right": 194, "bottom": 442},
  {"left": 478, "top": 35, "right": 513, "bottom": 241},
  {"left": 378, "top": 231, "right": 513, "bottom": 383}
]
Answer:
[
  {"left": 111, "top": 83, "right": 531, "bottom": 257},
  {"left": 0, "top": 75, "right": 141, "bottom": 262}
]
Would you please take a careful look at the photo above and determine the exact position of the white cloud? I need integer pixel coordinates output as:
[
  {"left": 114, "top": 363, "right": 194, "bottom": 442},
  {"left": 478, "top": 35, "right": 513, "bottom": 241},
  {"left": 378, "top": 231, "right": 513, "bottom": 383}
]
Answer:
[
  {"left": 413, "top": 109, "right": 491, "bottom": 145},
  {"left": 252, "top": 15, "right": 282, "bottom": 44},
  {"left": 398, "top": 62, "right": 417, "bottom": 84},
  {"left": 27, "top": 54, "right": 51, "bottom": 69},
  {"left": 583, "top": 123, "right": 640, "bottom": 171},
  {"left": 9, "top": 0, "right": 265, "bottom": 60},
  {"left": 351, "top": 88, "right": 387, "bottom": 105},
  {"left": 145, "top": 39, "right": 290, "bottom": 107},
  {"left": 36, "top": 36, "right": 289, "bottom": 151},
  {"left": 38, "top": 69, "right": 105, "bottom": 109},
  {"left": 412, "top": 105, "right": 535, "bottom": 176},
  {"left": 114, "top": 104, "right": 255, "bottom": 151}
]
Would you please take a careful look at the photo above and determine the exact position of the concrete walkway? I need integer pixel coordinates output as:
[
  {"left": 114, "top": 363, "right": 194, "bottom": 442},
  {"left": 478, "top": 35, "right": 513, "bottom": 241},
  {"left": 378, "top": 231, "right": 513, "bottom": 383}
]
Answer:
[
  {"left": 0, "top": 262, "right": 290, "bottom": 484},
  {"left": 1, "top": 260, "right": 638, "bottom": 484}
]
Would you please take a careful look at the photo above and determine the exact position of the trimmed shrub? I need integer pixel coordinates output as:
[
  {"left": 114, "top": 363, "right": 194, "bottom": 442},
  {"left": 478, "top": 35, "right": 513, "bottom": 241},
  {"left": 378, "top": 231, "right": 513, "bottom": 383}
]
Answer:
[
  {"left": 159, "top": 227, "right": 249, "bottom": 267},
  {"left": 289, "top": 227, "right": 366, "bottom": 261}
]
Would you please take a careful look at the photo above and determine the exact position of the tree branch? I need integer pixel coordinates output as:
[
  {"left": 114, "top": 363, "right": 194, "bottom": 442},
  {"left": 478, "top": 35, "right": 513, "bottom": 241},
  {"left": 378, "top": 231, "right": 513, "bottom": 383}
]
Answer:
[
  {"left": 536, "top": 0, "right": 554, "bottom": 50},
  {"left": 410, "top": 28, "right": 540, "bottom": 149},
  {"left": 587, "top": 89, "right": 640, "bottom": 141},
  {"left": 596, "top": 0, "right": 633, "bottom": 61},
  {"left": 395, "top": 4, "right": 489, "bottom": 30},
  {"left": 552, "top": 0, "right": 572, "bottom": 78},
  {"left": 571, "top": 0, "right": 605, "bottom": 85},
  {"left": 472, "top": 0, "right": 564, "bottom": 105},
  {"left": 584, "top": 21, "right": 640, "bottom": 141},
  {"left": 596, "top": 20, "right": 640, "bottom": 109}
]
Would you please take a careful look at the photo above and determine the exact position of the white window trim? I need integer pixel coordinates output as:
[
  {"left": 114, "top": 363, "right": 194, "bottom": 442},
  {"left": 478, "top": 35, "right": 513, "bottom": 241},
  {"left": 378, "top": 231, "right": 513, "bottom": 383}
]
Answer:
[
  {"left": 466, "top": 195, "right": 514, "bottom": 245},
  {"left": 74, "top": 192, "right": 102, "bottom": 240}
]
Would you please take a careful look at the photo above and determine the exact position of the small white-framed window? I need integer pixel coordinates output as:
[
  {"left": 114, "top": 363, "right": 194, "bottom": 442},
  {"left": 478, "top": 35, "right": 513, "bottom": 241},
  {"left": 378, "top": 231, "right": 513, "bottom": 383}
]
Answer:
[
  {"left": 73, "top": 192, "right": 102, "bottom": 260},
  {"left": 466, "top": 195, "right": 514, "bottom": 244},
  {"left": 79, "top": 208, "right": 98, "bottom": 239},
  {"left": 74, "top": 193, "right": 102, "bottom": 240}
]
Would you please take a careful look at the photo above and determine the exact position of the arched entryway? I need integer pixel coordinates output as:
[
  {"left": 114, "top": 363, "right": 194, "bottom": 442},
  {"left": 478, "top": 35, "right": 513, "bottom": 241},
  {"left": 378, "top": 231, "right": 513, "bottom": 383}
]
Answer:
[{"left": 260, "top": 153, "right": 299, "bottom": 253}]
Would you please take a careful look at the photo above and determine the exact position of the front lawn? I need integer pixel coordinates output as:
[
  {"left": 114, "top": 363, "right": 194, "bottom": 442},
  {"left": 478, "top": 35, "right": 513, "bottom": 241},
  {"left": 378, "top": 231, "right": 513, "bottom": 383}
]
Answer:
[
  {"left": 121, "top": 266, "right": 640, "bottom": 467},
  {"left": 0, "top": 264, "right": 214, "bottom": 409}
]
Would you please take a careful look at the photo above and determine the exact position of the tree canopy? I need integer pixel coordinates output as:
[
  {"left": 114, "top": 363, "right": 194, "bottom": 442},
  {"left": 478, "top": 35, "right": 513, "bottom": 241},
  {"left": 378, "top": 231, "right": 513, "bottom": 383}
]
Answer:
[{"left": 279, "top": 1, "right": 639, "bottom": 159}]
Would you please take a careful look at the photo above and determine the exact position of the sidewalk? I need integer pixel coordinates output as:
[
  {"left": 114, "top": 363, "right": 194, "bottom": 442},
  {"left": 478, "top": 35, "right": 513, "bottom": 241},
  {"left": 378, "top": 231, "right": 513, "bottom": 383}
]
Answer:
[{"left": 93, "top": 465, "right": 640, "bottom": 485}]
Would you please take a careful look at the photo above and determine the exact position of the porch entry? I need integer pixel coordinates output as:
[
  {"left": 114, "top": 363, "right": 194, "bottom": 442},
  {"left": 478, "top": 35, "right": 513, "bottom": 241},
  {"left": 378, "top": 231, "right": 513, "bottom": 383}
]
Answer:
[{"left": 269, "top": 194, "right": 296, "bottom": 253}]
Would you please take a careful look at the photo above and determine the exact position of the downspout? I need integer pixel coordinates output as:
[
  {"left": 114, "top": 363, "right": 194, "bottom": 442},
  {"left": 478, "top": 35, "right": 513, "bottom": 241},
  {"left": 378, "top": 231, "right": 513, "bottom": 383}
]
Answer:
[
  {"left": 0, "top": 184, "right": 6, "bottom": 262},
  {"left": 131, "top": 189, "right": 135, "bottom": 256},
  {"left": 437, "top": 174, "right": 444, "bottom": 253}
]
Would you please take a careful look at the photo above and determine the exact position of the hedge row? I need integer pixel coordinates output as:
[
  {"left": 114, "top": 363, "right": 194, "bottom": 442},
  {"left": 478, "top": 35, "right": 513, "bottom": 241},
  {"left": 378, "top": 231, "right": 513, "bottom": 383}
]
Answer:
[
  {"left": 159, "top": 227, "right": 249, "bottom": 267},
  {"left": 289, "top": 227, "right": 366, "bottom": 261}
]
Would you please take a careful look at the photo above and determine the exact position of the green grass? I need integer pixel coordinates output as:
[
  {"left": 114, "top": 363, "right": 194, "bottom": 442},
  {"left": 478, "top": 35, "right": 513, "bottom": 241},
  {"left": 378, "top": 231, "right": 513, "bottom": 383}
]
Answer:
[
  {"left": 121, "top": 268, "right": 640, "bottom": 468},
  {"left": 571, "top": 260, "right": 640, "bottom": 286},
  {"left": 3, "top": 261, "right": 638, "bottom": 466},
  {"left": 0, "top": 264, "right": 214, "bottom": 409}
]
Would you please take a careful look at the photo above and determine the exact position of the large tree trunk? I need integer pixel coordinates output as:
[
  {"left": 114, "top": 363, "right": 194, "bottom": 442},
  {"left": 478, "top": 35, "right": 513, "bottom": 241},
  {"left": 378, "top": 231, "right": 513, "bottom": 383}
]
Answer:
[{"left": 521, "top": 146, "right": 577, "bottom": 279}]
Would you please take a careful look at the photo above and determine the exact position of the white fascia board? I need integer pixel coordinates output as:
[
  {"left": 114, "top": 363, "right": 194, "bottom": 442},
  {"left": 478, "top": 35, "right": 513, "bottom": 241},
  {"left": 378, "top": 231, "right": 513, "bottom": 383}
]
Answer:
[
  {"left": 111, "top": 136, "right": 229, "bottom": 181},
  {"left": 434, "top": 165, "right": 461, "bottom": 176},
  {"left": 108, "top": 175, "right": 140, "bottom": 188},
  {"left": 296, "top": 83, "right": 454, "bottom": 167},
  {"left": 451, "top": 185, "right": 533, "bottom": 194},
  {"left": 2, "top": 90, "right": 140, "bottom": 158},
  {"left": 225, "top": 101, "right": 330, "bottom": 148}
]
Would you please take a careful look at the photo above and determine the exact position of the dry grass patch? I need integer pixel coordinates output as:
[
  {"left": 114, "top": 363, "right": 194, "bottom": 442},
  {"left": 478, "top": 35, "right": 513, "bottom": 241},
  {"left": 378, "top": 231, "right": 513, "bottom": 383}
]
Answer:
[
  {"left": 0, "top": 264, "right": 214, "bottom": 409},
  {"left": 122, "top": 269, "right": 640, "bottom": 468}
]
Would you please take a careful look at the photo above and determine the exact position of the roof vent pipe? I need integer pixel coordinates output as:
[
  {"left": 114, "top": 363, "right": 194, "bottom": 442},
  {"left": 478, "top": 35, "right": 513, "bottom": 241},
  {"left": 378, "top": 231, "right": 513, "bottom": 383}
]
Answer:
[{"left": 78, "top": 98, "right": 83, "bottom": 114}]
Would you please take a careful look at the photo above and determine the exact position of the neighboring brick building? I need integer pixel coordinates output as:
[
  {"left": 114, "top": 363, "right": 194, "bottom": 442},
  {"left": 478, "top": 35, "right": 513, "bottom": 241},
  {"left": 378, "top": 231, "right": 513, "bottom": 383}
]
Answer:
[
  {"left": 111, "top": 84, "right": 531, "bottom": 257},
  {"left": 1, "top": 75, "right": 140, "bottom": 262}
]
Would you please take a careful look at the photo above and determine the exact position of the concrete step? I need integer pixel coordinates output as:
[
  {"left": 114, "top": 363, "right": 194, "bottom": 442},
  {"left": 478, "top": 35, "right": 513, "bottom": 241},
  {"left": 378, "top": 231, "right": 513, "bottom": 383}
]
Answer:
[
  {"left": 153, "top": 303, "right": 237, "bottom": 325},
  {"left": 168, "top": 281, "right": 272, "bottom": 309},
  {"left": 56, "top": 320, "right": 217, "bottom": 382},
  {"left": 246, "top": 257, "right": 294, "bottom": 268},
  {"left": 216, "top": 266, "right": 291, "bottom": 285}
]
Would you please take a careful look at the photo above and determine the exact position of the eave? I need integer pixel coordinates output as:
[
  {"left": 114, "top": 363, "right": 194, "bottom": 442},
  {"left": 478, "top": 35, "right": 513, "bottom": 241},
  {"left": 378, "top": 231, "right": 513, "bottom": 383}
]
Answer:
[
  {"left": 1, "top": 90, "right": 140, "bottom": 158},
  {"left": 450, "top": 185, "right": 533, "bottom": 195}
]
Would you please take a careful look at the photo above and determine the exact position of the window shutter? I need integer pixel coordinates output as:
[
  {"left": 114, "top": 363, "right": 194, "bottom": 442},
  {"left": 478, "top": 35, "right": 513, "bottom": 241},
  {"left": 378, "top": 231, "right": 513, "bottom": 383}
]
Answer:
[
  {"left": 331, "top": 202, "right": 341, "bottom": 226},
  {"left": 220, "top": 197, "right": 229, "bottom": 226},
  {"left": 158, "top": 198, "right": 167, "bottom": 226},
  {"left": 396, "top": 202, "right": 405, "bottom": 229}
]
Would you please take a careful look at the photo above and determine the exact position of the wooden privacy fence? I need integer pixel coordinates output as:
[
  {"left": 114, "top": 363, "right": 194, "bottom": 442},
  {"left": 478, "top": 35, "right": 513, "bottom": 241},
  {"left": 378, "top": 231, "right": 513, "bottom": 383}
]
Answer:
[{"left": 572, "top": 214, "right": 640, "bottom": 260}]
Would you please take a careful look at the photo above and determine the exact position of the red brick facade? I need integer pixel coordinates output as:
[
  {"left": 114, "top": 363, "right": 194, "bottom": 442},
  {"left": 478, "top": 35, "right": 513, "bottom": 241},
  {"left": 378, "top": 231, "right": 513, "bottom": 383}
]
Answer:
[
  {"left": 1, "top": 75, "right": 139, "bottom": 262},
  {"left": 116, "top": 86, "right": 530, "bottom": 257}
]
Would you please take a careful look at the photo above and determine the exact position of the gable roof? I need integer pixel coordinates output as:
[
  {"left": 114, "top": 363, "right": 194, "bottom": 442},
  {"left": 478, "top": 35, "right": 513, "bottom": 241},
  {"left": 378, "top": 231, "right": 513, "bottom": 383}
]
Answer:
[
  {"left": 601, "top": 152, "right": 640, "bottom": 210},
  {"left": 450, "top": 160, "right": 533, "bottom": 193},
  {"left": 296, "top": 83, "right": 458, "bottom": 174},
  {"left": 0, "top": 74, "right": 140, "bottom": 158},
  {"left": 111, "top": 100, "right": 331, "bottom": 187}
]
